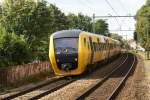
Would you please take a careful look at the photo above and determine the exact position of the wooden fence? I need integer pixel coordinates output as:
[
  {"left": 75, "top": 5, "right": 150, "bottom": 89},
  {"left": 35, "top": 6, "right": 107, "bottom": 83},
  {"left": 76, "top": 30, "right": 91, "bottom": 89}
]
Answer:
[{"left": 0, "top": 61, "right": 52, "bottom": 84}]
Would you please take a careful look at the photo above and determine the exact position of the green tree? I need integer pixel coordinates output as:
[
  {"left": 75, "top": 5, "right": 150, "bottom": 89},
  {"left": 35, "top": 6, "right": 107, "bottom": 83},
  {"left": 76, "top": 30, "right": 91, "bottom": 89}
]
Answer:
[
  {"left": 67, "top": 13, "right": 92, "bottom": 32},
  {"left": 135, "top": 0, "right": 150, "bottom": 48},
  {"left": 146, "top": 0, "right": 150, "bottom": 5},
  {"left": 50, "top": 4, "right": 69, "bottom": 33},
  {"left": 95, "top": 19, "right": 108, "bottom": 35},
  {"left": 0, "top": 0, "right": 69, "bottom": 61},
  {"left": 0, "top": 26, "right": 32, "bottom": 67},
  {"left": 1, "top": 0, "right": 52, "bottom": 44}
]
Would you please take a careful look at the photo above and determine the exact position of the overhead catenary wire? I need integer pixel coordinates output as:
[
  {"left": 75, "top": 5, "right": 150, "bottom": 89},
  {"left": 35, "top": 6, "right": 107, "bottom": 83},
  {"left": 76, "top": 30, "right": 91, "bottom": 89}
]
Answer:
[
  {"left": 78, "top": 0, "right": 94, "bottom": 13},
  {"left": 117, "top": 0, "right": 134, "bottom": 30},
  {"left": 104, "top": 0, "right": 120, "bottom": 26}
]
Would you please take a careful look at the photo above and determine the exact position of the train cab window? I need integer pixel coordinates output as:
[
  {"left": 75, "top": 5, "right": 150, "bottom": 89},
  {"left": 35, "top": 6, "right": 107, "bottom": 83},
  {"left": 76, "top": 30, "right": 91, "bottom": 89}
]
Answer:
[{"left": 54, "top": 38, "right": 78, "bottom": 54}]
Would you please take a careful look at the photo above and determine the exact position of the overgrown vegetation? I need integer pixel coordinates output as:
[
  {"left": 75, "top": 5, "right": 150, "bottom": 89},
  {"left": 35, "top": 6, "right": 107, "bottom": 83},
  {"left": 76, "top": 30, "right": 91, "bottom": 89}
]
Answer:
[
  {"left": 0, "top": 26, "right": 32, "bottom": 67},
  {"left": 0, "top": 0, "right": 108, "bottom": 67},
  {"left": 135, "top": 0, "right": 150, "bottom": 49}
]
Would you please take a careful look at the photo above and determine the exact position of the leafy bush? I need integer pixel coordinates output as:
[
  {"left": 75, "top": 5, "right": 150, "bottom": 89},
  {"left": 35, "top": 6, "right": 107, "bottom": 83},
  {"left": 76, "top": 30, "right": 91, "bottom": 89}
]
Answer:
[{"left": 0, "top": 27, "right": 32, "bottom": 67}]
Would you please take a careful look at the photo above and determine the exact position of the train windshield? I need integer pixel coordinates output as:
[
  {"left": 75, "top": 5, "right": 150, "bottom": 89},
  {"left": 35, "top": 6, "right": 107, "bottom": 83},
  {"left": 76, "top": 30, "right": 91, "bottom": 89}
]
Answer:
[{"left": 54, "top": 38, "right": 78, "bottom": 54}]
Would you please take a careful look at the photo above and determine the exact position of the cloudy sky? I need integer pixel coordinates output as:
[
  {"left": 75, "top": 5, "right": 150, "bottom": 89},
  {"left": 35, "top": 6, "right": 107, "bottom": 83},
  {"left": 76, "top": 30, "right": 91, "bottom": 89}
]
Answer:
[{"left": 46, "top": 0, "right": 146, "bottom": 40}]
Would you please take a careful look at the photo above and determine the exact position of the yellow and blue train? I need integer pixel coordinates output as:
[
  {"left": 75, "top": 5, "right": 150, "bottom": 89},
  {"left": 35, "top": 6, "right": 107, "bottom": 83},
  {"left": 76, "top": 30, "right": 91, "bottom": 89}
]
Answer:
[{"left": 49, "top": 30, "right": 121, "bottom": 76}]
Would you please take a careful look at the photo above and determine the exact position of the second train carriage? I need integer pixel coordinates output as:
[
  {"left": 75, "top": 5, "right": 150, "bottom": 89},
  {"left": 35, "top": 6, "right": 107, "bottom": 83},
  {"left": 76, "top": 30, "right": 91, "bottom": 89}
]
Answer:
[{"left": 49, "top": 30, "right": 121, "bottom": 76}]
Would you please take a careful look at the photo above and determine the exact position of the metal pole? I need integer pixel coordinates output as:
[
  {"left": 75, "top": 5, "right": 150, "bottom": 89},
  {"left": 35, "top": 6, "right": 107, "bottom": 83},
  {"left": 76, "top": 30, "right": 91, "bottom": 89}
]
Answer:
[
  {"left": 147, "top": 23, "right": 149, "bottom": 59},
  {"left": 92, "top": 13, "right": 95, "bottom": 33},
  {"left": 136, "top": 32, "right": 138, "bottom": 53},
  {"left": 126, "top": 34, "right": 128, "bottom": 52}
]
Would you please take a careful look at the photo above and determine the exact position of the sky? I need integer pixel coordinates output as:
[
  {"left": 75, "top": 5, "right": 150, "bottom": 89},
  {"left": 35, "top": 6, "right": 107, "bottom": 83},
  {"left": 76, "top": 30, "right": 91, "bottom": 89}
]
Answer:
[{"left": 46, "top": 0, "right": 146, "bottom": 40}]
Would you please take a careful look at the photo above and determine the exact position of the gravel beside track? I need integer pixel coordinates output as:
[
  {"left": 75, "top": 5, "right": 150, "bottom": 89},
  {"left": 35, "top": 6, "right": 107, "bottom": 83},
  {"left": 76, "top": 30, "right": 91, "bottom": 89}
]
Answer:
[
  {"left": 0, "top": 76, "right": 68, "bottom": 100},
  {"left": 0, "top": 75, "right": 58, "bottom": 99},
  {"left": 13, "top": 79, "right": 72, "bottom": 100},
  {"left": 116, "top": 53, "right": 150, "bottom": 100},
  {"left": 40, "top": 54, "right": 126, "bottom": 100}
]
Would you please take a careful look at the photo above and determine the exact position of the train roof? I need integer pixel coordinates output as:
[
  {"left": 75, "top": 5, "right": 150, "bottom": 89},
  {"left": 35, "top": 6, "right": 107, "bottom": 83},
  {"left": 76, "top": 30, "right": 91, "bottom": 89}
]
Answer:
[
  {"left": 53, "top": 30, "right": 81, "bottom": 39},
  {"left": 52, "top": 30, "right": 120, "bottom": 44}
]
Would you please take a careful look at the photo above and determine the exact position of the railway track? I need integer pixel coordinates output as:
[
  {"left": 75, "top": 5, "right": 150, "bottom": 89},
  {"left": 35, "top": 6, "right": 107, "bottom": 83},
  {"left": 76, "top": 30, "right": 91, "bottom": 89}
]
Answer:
[
  {"left": 76, "top": 53, "right": 136, "bottom": 100},
  {"left": 1, "top": 53, "right": 130, "bottom": 100},
  {"left": 1, "top": 76, "right": 77, "bottom": 100},
  {"left": 39, "top": 54, "right": 127, "bottom": 100}
]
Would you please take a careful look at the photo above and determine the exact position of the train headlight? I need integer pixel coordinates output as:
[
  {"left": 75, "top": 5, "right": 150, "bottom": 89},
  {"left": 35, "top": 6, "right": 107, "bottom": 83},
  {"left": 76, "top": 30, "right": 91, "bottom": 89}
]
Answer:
[
  {"left": 57, "top": 59, "right": 59, "bottom": 62},
  {"left": 75, "top": 58, "right": 77, "bottom": 61}
]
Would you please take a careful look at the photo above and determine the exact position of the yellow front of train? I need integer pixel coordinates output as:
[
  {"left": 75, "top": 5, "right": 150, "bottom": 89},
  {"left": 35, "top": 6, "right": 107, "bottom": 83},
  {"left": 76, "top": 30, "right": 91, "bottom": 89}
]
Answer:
[{"left": 49, "top": 30, "right": 86, "bottom": 76}]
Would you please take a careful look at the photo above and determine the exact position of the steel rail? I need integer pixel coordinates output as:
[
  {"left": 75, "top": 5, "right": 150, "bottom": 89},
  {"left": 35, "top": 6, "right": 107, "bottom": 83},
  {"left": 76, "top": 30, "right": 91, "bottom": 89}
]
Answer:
[
  {"left": 29, "top": 79, "right": 77, "bottom": 100},
  {"left": 30, "top": 54, "right": 124, "bottom": 99},
  {"left": 1, "top": 54, "right": 124, "bottom": 100},
  {"left": 30, "top": 54, "right": 124, "bottom": 100},
  {"left": 75, "top": 54, "right": 128, "bottom": 100},
  {"left": 2, "top": 76, "right": 65, "bottom": 100},
  {"left": 107, "top": 55, "right": 136, "bottom": 100}
]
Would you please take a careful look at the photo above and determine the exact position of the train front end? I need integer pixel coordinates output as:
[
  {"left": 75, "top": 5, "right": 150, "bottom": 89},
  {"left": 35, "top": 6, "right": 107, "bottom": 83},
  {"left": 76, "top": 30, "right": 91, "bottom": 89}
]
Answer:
[{"left": 49, "top": 30, "right": 83, "bottom": 76}]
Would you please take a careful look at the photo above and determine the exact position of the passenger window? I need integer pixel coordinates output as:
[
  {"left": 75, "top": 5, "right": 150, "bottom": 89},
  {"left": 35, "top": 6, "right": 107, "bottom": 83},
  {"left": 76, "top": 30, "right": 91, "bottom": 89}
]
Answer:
[
  {"left": 93, "top": 43, "right": 96, "bottom": 51},
  {"left": 98, "top": 43, "right": 100, "bottom": 51},
  {"left": 88, "top": 42, "right": 90, "bottom": 49},
  {"left": 102, "top": 43, "right": 104, "bottom": 50},
  {"left": 84, "top": 38, "right": 86, "bottom": 46},
  {"left": 100, "top": 43, "right": 102, "bottom": 50},
  {"left": 97, "top": 38, "right": 99, "bottom": 42},
  {"left": 91, "top": 42, "right": 94, "bottom": 52},
  {"left": 95, "top": 43, "right": 97, "bottom": 51},
  {"left": 96, "top": 43, "right": 98, "bottom": 51}
]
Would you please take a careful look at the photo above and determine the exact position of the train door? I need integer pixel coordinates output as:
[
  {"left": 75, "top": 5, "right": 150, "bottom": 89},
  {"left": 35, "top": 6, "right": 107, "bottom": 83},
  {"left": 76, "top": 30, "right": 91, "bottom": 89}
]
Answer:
[
  {"left": 107, "top": 42, "right": 111, "bottom": 61},
  {"left": 104, "top": 39, "right": 109, "bottom": 62},
  {"left": 89, "top": 37, "right": 94, "bottom": 64}
]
